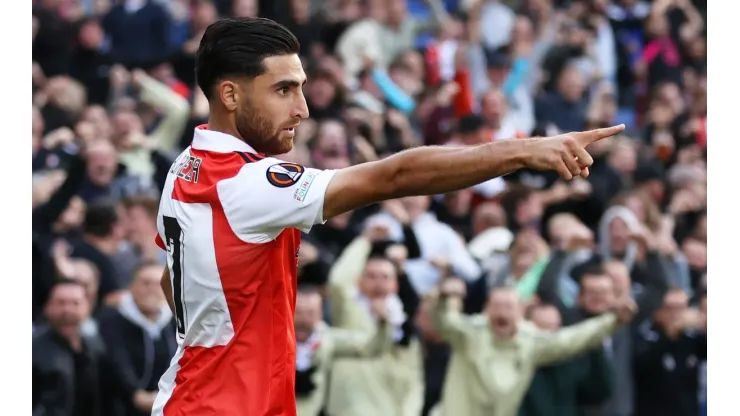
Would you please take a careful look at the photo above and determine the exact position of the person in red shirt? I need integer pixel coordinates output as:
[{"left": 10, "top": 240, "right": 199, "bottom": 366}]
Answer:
[{"left": 152, "top": 17, "right": 625, "bottom": 416}]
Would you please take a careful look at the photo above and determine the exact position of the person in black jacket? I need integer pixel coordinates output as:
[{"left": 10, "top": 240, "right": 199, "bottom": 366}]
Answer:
[
  {"left": 71, "top": 201, "right": 126, "bottom": 305},
  {"left": 33, "top": 279, "right": 132, "bottom": 416},
  {"left": 634, "top": 287, "right": 706, "bottom": 416},
  {"left": 102, "top": 0, "right": 172, "bottom": 69},
  {"left": 97, "top": 262, "right": 177, "bottom": 416},
  {"left": 68, "top": 18, "right": 112, "bottom": 106}
]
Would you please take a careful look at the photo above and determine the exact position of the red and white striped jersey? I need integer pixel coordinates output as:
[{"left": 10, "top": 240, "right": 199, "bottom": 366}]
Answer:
[{"left": 151, "top": 125, "right": 336, "bottom": 416}]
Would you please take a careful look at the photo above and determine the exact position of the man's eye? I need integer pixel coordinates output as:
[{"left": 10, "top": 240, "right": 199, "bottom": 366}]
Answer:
[{"left": 278, "top": 87, "right": 290, "bottom": 96}]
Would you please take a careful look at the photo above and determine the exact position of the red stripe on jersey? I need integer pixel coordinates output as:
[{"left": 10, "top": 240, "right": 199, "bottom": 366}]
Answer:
[
  {"left": 155, "top": 233, "right": 166, "bottom": 250},
  {"left": 163, "top": 150, "right": 299, "bottom": 416}
]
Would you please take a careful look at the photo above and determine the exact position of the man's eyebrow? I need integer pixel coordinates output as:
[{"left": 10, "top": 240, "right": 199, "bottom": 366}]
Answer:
[{"left": 272, "top": 79, "right": 307, "bottom": 89}]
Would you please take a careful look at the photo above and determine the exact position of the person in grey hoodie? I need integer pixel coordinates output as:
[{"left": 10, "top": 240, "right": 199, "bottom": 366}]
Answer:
[{"left": 98, "top": 261, "right": 177, "bottom": 416}]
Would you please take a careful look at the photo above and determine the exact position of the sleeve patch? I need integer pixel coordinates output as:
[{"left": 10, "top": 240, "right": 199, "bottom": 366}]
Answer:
[
  {"left": 266, "top": 163, "right": 305, "bottom": 188},
  {"left": 293, "top": 170, "right": 319, "bottom": 203}
]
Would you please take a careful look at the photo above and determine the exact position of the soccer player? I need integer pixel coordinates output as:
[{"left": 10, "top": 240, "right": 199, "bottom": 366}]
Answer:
[{"left": 151, "top": 17, "right": 625, "bottom": 416}]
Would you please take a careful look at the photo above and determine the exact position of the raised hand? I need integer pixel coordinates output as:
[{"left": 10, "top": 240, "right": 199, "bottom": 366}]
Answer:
[
  {"left": 439, "top": 277, "right": 467, "bottom": 299},
  {"left": 369, "top": 298, "right": 389, "bottom": 322},
  {"left": 526, "top": 124, "right": 625, "bottom": 180},
  {"left": 613, "top": 297, "right": 637, "bottom": 324}
]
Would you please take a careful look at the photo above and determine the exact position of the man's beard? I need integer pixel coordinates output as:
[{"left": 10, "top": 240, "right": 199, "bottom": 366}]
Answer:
[{"left": 235, "top": 100, "right": 293, "bottom": 156}]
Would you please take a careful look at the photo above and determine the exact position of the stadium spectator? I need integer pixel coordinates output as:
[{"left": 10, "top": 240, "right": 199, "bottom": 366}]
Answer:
[
  {"left": 294, "top": 285, "right": 393, "bottom": 416},
  {"left": 326, "top": 231, "right": 424, "bottom": 416},
  {"left": 634, "top": 287, "right": 707, "bottom": 416},
  {"left": 428, "top": 279, "right": 635, "bottom": 416},
  {"left": 102, "top": 0, "right": 172, "bottom": 68},
  {"left": 32, "top": 279, "right": 127, "bottom": 416},
  {"left": 519, "top": 303, "right": 614, "bottom": 416},
  {"left": 97, "top": 262, "right": 177, "bottom": 416},
  {"left": 71, "top": 201, "right": 126, "bottom": 305}
]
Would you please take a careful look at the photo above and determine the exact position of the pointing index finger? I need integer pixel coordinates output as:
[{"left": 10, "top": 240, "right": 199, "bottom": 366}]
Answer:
[{"left": 577, "top": 124, "right": 626, "bottom": 146}]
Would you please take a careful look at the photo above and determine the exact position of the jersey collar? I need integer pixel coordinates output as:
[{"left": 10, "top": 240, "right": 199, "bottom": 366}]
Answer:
[{"left": 191, "top": 124, "right": 258, "bottom": 154}]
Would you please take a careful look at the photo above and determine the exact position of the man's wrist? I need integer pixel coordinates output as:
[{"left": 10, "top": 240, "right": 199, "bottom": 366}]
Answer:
[{"left": 513, "top": 138, "right": 537, "bottom": 170}]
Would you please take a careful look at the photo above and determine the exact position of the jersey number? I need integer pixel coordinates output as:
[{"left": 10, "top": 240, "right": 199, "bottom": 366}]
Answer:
[{"left": 163, "top": 216, "right": 186, "bottom": 337}]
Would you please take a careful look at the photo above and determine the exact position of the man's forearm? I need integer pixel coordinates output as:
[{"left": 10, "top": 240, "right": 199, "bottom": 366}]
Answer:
[
  {"left": 385, "top": 140, "right": 530, "bottom": 198},
  {"left": 323, "top": 140, "right": 531, "bottom": 219}
]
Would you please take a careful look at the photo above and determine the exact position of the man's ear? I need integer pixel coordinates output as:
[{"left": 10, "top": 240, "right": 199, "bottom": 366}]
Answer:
[{"left": 219, "top": 80, "right": 238, "bottom": 111}]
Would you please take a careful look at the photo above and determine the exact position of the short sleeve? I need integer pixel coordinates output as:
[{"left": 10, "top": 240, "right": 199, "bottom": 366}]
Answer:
[
  {"left": 217, "top": 158, "right": 337, "bottom": 240},
  {"left": 154, "top": 233, "right": 166, "bottom": 250}
]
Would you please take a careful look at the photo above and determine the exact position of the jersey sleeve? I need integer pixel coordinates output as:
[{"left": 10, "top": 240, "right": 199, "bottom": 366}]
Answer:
[{"left": 217, "top": 158, "right": 338, "bottom": 239}]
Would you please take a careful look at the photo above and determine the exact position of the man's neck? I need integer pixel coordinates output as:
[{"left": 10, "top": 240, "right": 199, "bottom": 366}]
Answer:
[
  {"left": 138, "top": 304, "right": 162, "bottom": 322},
  {"left": 489, "top": 324, "right": 517, "bottom": 341},
  {"left": 145, "top": 310, "right": 161, "bottom": 322},
  {"left": 55, "top": 328, "right": 83, "bottom": 352},
  {"left": 296, "top": 326, "right": 319, "bottom": 345},
  {"left": 386, "top": 19, "right": 404, "bottom": 31},
  {"left": 85, "top": 235, "right": 118, "bottom": 255},
  {"left": 487, "top": 119, "right": 502, "bottom": 131},
  {"left": 206, "top": 116, "right": 242, "bottom": 140}
]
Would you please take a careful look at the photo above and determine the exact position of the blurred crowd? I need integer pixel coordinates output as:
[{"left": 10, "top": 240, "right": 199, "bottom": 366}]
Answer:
[{"left": 31, "top": 0, "right": 707, "bottom": 415}]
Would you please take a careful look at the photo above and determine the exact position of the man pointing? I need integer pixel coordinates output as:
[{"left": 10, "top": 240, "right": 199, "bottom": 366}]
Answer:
[{"left": 152, "top": 17, "right": 626, "bottom": 416}]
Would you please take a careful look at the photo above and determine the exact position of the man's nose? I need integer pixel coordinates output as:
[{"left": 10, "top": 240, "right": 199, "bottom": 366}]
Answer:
[{"left": 292, "top": 94, "right": 309, "bottom": 120}]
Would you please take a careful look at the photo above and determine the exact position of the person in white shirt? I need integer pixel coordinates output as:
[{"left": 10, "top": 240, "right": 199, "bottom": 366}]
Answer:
[{"left": 364, "top": 195, "right": 482, "bottom": 295}]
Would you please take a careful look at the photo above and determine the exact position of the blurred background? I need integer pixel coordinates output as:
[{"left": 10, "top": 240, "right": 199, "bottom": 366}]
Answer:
[{"left": 32, "top": 0, "right": 707, "bottom": 415}]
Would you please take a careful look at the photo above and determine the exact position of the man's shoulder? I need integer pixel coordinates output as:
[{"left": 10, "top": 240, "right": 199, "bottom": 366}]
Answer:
[
  {"left": 32, "top": 327, "right": 65, "bottom": 361},
  {"left": 71, "top": 242, "right": 110, "bottom": 264},
  {"left": 95, "top": 305, "right": 125, "bottom": 326},
  {"left": 32, "top": 325, "right": 53, "bottom": 345},
  {"left": 216, "top": 156, "right": 327, "bottom": 199},
  {"left": 162, "top": 149, "right": 265, "bottom": 199}
]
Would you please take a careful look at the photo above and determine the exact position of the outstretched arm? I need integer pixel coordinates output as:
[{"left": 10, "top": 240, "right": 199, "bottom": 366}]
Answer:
[
  {"left": 533, "top": 313, "right": 619, "bottom": 367},
  {"left": 534, "top": 298, "right": 636, "bottom": 366},
  {"left": 322, "top": 126, "right": 625, "bottom": 220},
  {"left": 208, "top": 126, "right": 624, "bottom": 242}
]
